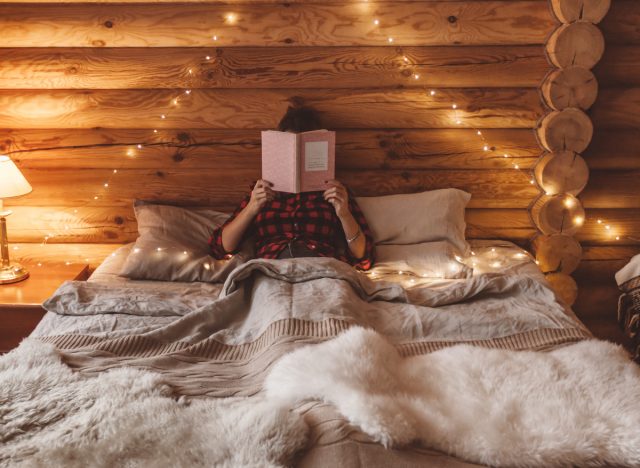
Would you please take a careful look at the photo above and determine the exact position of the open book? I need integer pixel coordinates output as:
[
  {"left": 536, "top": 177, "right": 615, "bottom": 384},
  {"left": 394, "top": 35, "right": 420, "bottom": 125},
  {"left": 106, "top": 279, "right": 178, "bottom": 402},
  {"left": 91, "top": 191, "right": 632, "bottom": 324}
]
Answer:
[{"left": 261, "top": 129, "right": 335, "bottom": 193}]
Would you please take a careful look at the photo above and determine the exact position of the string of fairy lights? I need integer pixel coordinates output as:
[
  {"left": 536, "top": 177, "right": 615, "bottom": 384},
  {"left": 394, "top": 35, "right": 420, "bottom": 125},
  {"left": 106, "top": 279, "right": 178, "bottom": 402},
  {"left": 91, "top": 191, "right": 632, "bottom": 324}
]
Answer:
[{"left": 9, "top": 5, "right": 634, "bottom": 267}]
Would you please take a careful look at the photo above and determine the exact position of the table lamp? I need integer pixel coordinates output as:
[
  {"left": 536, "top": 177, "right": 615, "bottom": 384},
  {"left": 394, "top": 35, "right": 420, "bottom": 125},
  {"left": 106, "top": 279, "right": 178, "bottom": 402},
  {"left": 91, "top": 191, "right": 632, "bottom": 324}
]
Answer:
[{"left": 0, "top": 155, "right": 32, "bottom": 284}]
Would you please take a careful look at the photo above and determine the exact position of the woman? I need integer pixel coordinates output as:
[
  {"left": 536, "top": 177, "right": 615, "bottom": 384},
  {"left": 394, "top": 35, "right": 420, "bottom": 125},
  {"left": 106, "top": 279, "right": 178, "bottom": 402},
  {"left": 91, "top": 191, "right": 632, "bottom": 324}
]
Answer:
[{"left": 209, "top": 106, "right": 375, "bottom": 270}]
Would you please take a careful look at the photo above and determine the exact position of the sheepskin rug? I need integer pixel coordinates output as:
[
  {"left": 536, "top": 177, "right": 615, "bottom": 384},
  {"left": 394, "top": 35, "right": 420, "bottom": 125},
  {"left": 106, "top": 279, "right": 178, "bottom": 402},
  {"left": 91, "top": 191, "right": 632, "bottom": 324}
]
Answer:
[
  {"left": 265, "top": 327, "right": 640, "bottom": 468},
  {"left": 0, "top": 339, "right": 307, "bottom": 468}
]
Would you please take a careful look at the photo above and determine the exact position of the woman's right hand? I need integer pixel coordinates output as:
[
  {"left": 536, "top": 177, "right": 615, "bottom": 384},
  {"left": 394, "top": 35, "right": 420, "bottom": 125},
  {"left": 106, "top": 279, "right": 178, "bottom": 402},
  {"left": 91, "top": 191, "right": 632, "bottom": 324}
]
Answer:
[{"left": 246, "top": 179, "right": 275, "bottom": 216}]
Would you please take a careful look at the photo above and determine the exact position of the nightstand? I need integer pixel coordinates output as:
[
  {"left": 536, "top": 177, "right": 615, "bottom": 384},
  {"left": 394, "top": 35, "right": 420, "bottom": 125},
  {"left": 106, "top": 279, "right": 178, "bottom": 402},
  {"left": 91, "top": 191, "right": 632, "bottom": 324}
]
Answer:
[{"left": 0, "top": 262, "right": 90, "bottom": 352}]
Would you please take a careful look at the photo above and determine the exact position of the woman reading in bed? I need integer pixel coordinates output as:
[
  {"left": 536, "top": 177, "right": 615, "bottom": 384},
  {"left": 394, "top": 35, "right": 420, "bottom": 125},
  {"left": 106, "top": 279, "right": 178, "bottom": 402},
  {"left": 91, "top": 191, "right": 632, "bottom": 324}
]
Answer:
[{"left": 209, "top": 106, "right": 375, "bottom": 270}]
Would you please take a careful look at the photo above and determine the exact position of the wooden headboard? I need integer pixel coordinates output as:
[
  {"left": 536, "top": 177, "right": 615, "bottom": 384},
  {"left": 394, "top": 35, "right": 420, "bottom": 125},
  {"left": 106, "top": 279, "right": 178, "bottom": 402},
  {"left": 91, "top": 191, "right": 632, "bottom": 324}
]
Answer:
[{"left": 0, "top": 1, "right": 572, "bottom": 254}]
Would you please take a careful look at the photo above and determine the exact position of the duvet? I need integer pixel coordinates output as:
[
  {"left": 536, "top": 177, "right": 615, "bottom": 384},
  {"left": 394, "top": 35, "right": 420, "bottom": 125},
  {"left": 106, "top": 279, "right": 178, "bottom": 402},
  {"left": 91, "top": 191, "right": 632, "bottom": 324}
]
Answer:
[{"left": 2, "top": 256, "right": 638, "bottom": 467}]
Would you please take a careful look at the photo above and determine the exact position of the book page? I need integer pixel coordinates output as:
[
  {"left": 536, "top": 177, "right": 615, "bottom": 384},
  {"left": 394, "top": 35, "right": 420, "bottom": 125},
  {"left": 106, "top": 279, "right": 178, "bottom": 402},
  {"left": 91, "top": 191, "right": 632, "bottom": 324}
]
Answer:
[
  {"left": 304, "top": 141, "right": 329, "bottom": 172},
  {"left": 261, "top": 131, "right": 297, "bottom": 193}
]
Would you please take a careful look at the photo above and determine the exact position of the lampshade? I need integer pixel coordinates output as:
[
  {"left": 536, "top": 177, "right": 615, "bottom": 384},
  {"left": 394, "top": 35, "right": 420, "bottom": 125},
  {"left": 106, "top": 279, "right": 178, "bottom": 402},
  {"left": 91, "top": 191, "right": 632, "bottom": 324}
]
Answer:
[{"left": 0, "top": 155, "right": 32, "bottom": 199}]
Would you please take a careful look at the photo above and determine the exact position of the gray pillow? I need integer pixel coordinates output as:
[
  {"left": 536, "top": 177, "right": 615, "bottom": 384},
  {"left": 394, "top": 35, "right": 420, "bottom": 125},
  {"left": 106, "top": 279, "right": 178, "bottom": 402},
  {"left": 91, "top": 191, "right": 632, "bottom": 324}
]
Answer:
[
  {"left": 119, "top": 202, "right": 249, "bottom": 282},
  {"left": 356, "top": 188, "right": 471, "bottom": 254}
]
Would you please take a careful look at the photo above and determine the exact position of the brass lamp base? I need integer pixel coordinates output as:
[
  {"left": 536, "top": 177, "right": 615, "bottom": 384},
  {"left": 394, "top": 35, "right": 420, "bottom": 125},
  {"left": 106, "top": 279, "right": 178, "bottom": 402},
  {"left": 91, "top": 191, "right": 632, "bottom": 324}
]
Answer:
[{"left": 0, "top": 262, "right": 29, "bottom": 284}]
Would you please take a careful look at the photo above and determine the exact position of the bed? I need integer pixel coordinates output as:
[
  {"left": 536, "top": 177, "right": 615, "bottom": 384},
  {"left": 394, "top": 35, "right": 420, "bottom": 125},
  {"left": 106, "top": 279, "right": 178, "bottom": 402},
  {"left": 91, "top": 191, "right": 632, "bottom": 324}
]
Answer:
[{"left": 2, "top": 193, "right": 640, "bottom": 467}]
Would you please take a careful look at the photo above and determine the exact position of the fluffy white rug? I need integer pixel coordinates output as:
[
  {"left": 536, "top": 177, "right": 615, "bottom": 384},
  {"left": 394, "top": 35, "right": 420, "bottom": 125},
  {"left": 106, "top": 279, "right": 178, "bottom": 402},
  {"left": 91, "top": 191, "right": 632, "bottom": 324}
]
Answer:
[
  {"left": 0, "top": 339, "right": 307, "bottom": 468},
  {"left": 265, "top": 327, "right": 640, "bottom": 467}
]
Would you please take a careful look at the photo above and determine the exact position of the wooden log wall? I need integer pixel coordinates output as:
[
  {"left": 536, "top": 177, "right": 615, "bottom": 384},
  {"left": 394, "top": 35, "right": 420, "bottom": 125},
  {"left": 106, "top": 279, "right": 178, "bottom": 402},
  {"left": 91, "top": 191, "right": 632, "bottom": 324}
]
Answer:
[
  {"left": 0, "top": 0, "right": 556, "bottom": 245},
  {"left": 0, "top": 0, "right": 635, "bottom": 343},
  {"left": 571, "top": 0, "right": 640, "bottom": 344}
]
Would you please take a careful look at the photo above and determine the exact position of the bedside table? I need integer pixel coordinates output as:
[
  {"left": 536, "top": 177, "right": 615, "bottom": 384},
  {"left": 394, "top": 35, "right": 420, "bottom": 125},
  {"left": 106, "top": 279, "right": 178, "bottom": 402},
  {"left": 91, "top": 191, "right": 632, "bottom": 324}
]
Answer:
[{"left": 0, "top": 262, "right": 90, "bottom": 353}]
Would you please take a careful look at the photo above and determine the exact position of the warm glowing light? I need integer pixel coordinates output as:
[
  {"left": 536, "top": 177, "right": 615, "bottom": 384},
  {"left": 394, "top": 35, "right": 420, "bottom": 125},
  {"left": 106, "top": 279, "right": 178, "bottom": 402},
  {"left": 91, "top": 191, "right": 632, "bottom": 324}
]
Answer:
[
  {"left": 413, "top": 74, "right": 420, "bottom": 80},
  {"left": 514, "top": 164, "right": 519, "bottom": 169},
  {"left": 597, "top": 219, "right": 602, "bottom": 224},
  {"left": 205, "top": 55, "right": 211, "bottom": 60},
  {"left": 126, "top": 148, "right": 135, "bottom": 157},
  {"left": 573, "top": 216, "right": 585, "bottom": 226},
  {"left": 491, "top": 261, "right": 502, "bottom": 268},
  {"left": 530, "top": 179, "right": 535, "bottom": 184},
  {"left": 563, "top": 197, "right": 576, "bottom": 209},
  {"left": 183, "top": 251, "right": 188, "bottom": 255},
  {"left": 456, "top": 120, "right": 462, "bottom": 125},
  {"left": 388, "top": 37, "right": 394, "bottom": 43},
  {"left": 172, "top": 98, "right": 179, "bottom": 105},
  {"left": 213, "top": 35, "right": 218, "bottom": 41},
  {"left": 113, "top": 169, "right": 118, "bottom": 173},
  {"left": 605, "top": 225, "right": 611, "bottom": 230},
  {"left": 483, "top": 145, "right": 489, "bottom": 151},
  {"left": 477, "top": 131, "right": 482, "bottom": 136},
  {"left": 104, "top": 183, "right": 109, "bottom": 187},
  {"left": 226, "top": 13, "right": 236, "bottom": 23},
  {"left": 616, "top": 236, "right": 620, "bottom": 240},
  {"left": 185, "top": 90, "right": 192, "bottom": 95},
  {"left": 503, "top": 154, "right": 509, "bottom": 158},
  {"left": 94, "top": 196, "right": 98, "bottom": 200},
  {"left": 398, "top": 270, "right": 404, "bottom": 275},
  {"left": 204, "top": 263, "right": 211, "bottom": 270},
  {"left": 134, "top": 248, "right": 141, "bottom": 253},
  {"left": 403, "top": 56, "right": 409, "bottom": 62},
  {"left": 156, "top": 247, "right": 163, "bottom": 252},
  {"left": 161, "top": 114, "right": 166, "bottom": 119},
  {"left": 430, "top": 90, "right": 436, "bottom": 96},
  {"left": 452, "top": 104, "right": 457, "bottom": 109},
  {"left": 373, "top": 19, "right": 379, "bottom": 25},
  {"left": 137, "top": 144, "right": 143, "bottom": 149}
]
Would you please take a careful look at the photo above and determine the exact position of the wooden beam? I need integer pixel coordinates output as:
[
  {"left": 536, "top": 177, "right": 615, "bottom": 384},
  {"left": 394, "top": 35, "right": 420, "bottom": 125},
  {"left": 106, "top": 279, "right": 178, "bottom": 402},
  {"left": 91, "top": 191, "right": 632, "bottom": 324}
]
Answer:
[
  {"left": 0, "top": 88, "right": 543, "bottom": 129},
  {"left": 0, "top": 2, "right": 556, "bottom": 47},
  {"left": 0, "top": 46, "right": 549, "bottom": 90}
]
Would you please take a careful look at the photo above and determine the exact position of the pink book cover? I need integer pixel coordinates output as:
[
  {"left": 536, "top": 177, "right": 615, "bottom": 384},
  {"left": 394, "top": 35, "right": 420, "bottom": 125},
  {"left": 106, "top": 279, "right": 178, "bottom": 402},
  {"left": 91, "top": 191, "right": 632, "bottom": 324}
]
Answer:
[
  {"left": 261, "top": 130, "right": 335, "bottom": 193},
  {"left": 261, "top": 131, "right": 297, "bottom": 193}
]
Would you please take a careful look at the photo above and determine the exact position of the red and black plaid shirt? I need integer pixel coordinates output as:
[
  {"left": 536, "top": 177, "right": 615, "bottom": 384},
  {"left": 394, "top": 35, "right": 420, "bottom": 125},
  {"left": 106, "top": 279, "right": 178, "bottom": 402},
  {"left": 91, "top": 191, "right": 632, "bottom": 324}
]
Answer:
[{"left": 209, "top": 186, "right": 375, "bottom": 270}]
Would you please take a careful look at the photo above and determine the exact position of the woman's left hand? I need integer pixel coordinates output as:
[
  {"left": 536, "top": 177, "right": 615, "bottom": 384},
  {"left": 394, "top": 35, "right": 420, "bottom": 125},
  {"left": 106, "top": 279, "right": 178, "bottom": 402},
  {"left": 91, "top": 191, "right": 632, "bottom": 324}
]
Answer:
[{"left": 323, "top": 180, "right": 350, "bottom": 219}]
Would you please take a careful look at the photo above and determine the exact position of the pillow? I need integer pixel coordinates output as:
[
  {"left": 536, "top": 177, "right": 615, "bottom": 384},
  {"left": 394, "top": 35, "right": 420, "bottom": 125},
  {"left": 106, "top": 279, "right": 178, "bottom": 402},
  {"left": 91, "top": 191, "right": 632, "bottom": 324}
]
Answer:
[
  {"left": 356, "top": 188, "right": 471, "bottom": 254},
  {"left": 119, "top": 202, "right": 248, "bottom": 282},
  {"left": 371, "top": 241, "right": 472, "bottom": 279}
]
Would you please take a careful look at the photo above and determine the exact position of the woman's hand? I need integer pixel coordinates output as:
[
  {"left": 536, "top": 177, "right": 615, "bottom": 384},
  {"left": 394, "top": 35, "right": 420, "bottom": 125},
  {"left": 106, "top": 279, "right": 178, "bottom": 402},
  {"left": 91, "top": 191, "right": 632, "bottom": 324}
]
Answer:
[
  {"left": 323, "top": 180, "right": 350, "bottom": 219},
  {"left": 246, "top": 179, "right": 275, "bottom": 216}
]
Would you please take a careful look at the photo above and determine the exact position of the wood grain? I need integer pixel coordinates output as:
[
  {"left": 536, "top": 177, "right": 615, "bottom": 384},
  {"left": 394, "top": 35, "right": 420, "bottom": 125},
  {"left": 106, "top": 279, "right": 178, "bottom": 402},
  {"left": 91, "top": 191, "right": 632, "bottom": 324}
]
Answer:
[
  {"left": 591, "top": 87, "right": 640, "bottom": 129},
  {"left": 599, "top": 0, "right": 640, "bottom": 46},
  {"left": 0, "top": 46, "right": 549, "bottom": 90},
  {"left": 583, "top": 129, "right": 640, "bottom": 170},
  {"left": 581, "top": 171, "right": 640, "bottom": 209},
  {"left": 0, "top": 88, "right": 543, "bottom": 129},
  {"left": 0, "top": 2, "right": 555, "bottom": 47},
  {"left": 4, "top": 128, "right": 539, "bottom": 171},
  {"left": 595, "top": 47, "right": 640, "bottom": 87},
  {"left": 8, "top": 167, "right": 540, "bottom": 208}
]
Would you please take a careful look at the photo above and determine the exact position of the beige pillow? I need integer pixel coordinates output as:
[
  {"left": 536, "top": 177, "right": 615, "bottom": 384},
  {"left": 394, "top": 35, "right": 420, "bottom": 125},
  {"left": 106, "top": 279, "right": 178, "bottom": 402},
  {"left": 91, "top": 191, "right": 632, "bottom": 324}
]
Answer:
[
  {"left": 356, "top": 188, "right": 471, "bottom": 254},
  {"left": 373, "top": 241, "right": 472, "bottom": 279},
  {"left": 119, "top": 202, "right": 248, "bottom": 282}
]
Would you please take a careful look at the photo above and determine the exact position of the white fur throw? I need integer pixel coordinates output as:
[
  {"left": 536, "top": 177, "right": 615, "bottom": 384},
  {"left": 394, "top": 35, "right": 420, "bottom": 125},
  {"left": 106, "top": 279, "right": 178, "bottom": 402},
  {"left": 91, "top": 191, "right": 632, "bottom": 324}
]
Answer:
[
  {"left": 265, "top": 327, "right": 640, "bottom": 467},
  {"left": 0, "top": 339, "right": 307, "bottom": 468}
]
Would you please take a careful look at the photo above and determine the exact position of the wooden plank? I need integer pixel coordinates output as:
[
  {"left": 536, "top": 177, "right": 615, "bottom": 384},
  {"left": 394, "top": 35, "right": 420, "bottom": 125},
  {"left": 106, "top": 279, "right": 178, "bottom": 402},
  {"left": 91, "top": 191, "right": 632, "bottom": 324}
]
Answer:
[
  {"left": 8, "top": 167, "right": 540, "bottom": 208},
  {"left": 10, "top": 243, "right": 120, "bottom": 268},
  {"left": 583, "top": 129, "right": 640, "bottom": 170},
  {"left": 5, "top": 206, "right": 536, "bottom": 244},
  {"left": 594, "top": 46, "right": 640, "bottom": 87},
  {"left": 5, "top": 128, "right": 539, "bottom": 171},
  {"left": 0, "top": 46, "right": 549, "bottom": 90},
  {"left": 0, "top": 2, "right": 555, "bottom": 48},
  {"left": 576, "top": 210, "right": 640, "bottom": 245},
  {"left": 0, "top": 0, "right": 548, "bottom": 3},
  {"left": 0, "top": 88, "right": 543, "bottom": 129},
  {"left": 591, "top": 87, "right": 640, "bottom": 129},
  {"left": 599, "top": 0, "right": 640, "bottom": 46},
  {"left": 581, "top": 171, "right": 640, "bottom": 209}
]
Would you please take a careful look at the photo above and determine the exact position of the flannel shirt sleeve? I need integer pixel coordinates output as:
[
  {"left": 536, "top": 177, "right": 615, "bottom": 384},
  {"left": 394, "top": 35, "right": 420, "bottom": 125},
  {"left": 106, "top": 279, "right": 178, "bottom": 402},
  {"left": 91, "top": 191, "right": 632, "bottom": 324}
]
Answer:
[
  {"left": 344, "top": 196, "right": 375, "bottom": 270},
  {"left": 209, "top": 193, "right": 252, "bottom": 259}
]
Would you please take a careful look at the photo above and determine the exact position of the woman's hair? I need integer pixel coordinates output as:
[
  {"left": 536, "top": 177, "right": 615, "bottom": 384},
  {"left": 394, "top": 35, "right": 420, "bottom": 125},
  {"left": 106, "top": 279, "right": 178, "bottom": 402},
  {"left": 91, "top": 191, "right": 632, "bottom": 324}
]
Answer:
[{"left": 277, "top": 106, "right": 323, "bottom": 133}]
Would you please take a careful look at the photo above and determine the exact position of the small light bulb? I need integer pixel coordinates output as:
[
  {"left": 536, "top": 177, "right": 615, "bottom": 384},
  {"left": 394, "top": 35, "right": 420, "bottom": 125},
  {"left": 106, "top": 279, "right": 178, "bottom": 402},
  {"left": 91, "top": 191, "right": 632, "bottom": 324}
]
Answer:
[
  {"left": 134, "top": 248, "right": 140, "bottom": 253},
  {"left": 574, "top": 216, "right": 585, "bottom": 226},
  {"left": 185, "top": 90, "right": 191, "bottom": 95},
  {"left": 188, "top": 69, "right": 193, "bottom": 75},
  {"left": 212, "top": 35, "right": 218, "bottom": 41},
  {"left": 456, "top": 120, "right": 462, "bottom": 125},
  {"left": 563, "top": 197, "right": 575, "bottom": 209},
  {"left": 514, "top": 164, "right": 519, "bottom": 169},
  {"left": 226, "top": 13, "right": 236, "bottom": 23},
  {"left": 104, "top": 183, "right": 109, "bottom": 187},
  {"left": 127, "top": 148, "right": 135, "bottom": 156},
  {"left": 94, "top": 196, "right": 98, "bottom": 200},
  {"left": 483, "top": 145, "right": 489, "bottom": 151},
  {"left": 156, "top": 247, "right": 163, "bottom": 252},
  {"left": 153, "top": 129, "right": 158, "bottom": 133},
  {"left": 398, "top": 270, "right": 404, "bottom": 275},
  {"left": 491, "top": 248, "right": 496, "bottom": 252},
  {"left": 477, "top": 131, "right": 482, "bottom": 136},
  {"left": 615, "top": 236, "right": 620, "bottom": 240},
  {"left": 413, "top": 74, "right": 419, "bottom": 80},
  {"left": 373, "top": 19, "right": 379, "bottom": 25},
  {"left": 430, "top": 90, "right": 436, "bottom": 96},
  {"left": 183, "top": 251, "right": 188, "bottom": 255},
  {"left": 605, "top": 225, "right": 611, "bottom": 230},
  {"left": 204, "top": 263, "right": 211, "bottom": 270},
  {"left": 161, "top": 114, "right": 166, "bottom": 119},
  {"left": 13, "top": 246, "right": 18, "bottom": 250},
  {"left": 172, "top": 98, "right": 178, "bottom": 105},
  {"left": 403, "top": 56, "right": 409, "bottom": 62},
  {"left": 503, "top": 154, "right": 509, "bottom": 158},
  {"left": 452, "top": 104, "right": 457, "bottom": 109},
  {"left": 73, "top": 209, "right": 78, "bottom": 213},
  {"left": 65, "top": 261, "right": 71, "bottom": 265},
  {"left": 205, "top": 55, "right": 211, "bottom": 60},
  {"left": 388, "top": 37, "right": 394, "bottom": 43},
  {"left": 529, "top": 179, "right": 535, "bottom": 184},
  {"left": 37, "top": 262, "right": 42, "bottom": 267},
  {"left": 597, "top": 219, "right": 602, "bottom": 224},
  {"left": 113, "top": 169, "right": 118, "bottom": 173}
]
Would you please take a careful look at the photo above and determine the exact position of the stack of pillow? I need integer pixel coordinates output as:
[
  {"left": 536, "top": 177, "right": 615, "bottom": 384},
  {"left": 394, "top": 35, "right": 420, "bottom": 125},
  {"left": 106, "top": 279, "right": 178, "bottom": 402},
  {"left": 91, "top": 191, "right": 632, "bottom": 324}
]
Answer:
[{"left": 119, "top": 188, "right": 472, "bottom": 282}]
